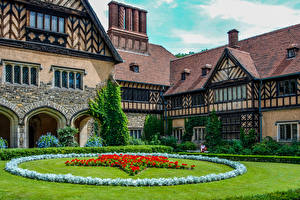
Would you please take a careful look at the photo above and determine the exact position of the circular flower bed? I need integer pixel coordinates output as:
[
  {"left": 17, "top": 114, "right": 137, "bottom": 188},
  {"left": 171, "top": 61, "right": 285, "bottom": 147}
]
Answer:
[{"left": 5, "top": 153, "right": 247, "bottom": 187}]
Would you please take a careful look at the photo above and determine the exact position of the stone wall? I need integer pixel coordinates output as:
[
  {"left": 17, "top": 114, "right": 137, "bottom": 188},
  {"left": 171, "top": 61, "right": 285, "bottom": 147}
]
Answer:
[{"left": 126, "top": 113, "right": 148, "bottom": 129}]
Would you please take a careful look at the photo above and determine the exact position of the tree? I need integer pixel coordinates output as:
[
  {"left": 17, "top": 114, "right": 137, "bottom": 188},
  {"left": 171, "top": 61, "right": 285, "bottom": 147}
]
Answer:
[
  {"left": 89, "top": 78, "right": 129, "bottom": 146},
  {"left": 205, "top": 110, "right": 222, "bottom": 148},
  {"left": 143, "top": 115, "right": 164, "bottom": 141}
]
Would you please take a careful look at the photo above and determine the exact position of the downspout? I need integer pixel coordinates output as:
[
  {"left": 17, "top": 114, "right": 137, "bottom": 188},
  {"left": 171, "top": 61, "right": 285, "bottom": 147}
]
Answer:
[{"left": 258, "top": 80, "right": 263, "bottom": 142}]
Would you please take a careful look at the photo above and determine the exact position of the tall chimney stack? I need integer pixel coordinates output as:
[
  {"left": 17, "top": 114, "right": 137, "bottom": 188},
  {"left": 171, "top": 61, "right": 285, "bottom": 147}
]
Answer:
[
  {"left": 107, "top": 1, "right": 149, "bottom": 54},
  {"left": 228, "top": 29, "right": 239, "bottom": 48}
]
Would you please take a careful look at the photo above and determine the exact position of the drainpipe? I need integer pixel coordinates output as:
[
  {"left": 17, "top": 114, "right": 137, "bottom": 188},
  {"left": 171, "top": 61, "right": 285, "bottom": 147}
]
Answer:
[
  {"left": 160, "top": 89, "right": 168, "bottom": 136},
  {"left": 258, "top": 80, "right": 263, "bottom": 142}
]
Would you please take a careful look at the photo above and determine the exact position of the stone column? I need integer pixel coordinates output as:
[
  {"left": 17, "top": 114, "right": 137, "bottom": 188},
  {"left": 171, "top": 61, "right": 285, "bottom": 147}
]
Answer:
[{"left": 17, "top": 124, "right": 26, "bottom": 148}]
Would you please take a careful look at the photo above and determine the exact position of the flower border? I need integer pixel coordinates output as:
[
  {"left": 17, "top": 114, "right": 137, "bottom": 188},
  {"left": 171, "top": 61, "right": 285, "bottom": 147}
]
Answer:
[{"left": 5, "top": 153, "right": 247, "bottom": 187}]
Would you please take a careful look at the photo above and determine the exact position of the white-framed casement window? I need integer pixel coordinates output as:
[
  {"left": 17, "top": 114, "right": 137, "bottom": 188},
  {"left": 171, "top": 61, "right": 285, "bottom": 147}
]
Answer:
[
  {"left": 51, "top": 66, "right": 85, "bottom": 90},
  {"left": 129, "top": 129, "right": 142, "bottom": 139},
  {"left": 193, "top": 127, "right": 206, "bottom": 142},
  {"left": 173, "top": 128, "right": 184, "bottom": 141},
  {"left": 2, "top": 60, "right": 40, "bottom": 86},
  {"left": 277, "top": 122, "right": 298, "bottom": 142}
]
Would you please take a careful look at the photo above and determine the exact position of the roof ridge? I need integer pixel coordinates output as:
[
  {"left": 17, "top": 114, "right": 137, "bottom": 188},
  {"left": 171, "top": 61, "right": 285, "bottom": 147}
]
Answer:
[{"left": 227, "top": 47, "right": 250, "bottom": 55}]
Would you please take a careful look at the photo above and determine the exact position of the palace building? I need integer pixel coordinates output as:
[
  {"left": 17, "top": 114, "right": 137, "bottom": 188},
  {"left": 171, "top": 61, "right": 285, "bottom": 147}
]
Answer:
[{"left": 0, "top": 0, "right": 299, "bottom": 148}]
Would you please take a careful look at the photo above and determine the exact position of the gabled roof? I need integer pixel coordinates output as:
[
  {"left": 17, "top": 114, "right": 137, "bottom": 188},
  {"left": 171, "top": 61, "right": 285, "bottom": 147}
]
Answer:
[
  {"left": 81, "top": 0, "right": 123, "bottom": 63},
  {"left": 166, "top": 23, "right": 300, "bottom": 96},
  {"left": 115, "top": 44, "right": 175, "bottom": 86}
]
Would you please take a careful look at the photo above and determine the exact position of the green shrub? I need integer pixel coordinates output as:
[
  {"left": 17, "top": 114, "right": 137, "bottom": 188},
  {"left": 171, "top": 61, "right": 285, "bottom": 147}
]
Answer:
[
  {"left": 85, "top": 136, "right": 103, "bottom": 147},
  {"left": 143, "top": 115, "right": 164, "bottom": 141},
  {"left": 0, "top": 145, "right": 173, "bottom": 160},
  {"left": 89, "top": 79, "right": 129, "bottom": 146},
  {"left": 161, "top": 136, "right": 178, "bottom": 149},
  {"left": 223, "top": 188, "right": 300, "bottom": 200},
  {"left": 57, "top": 126, "right": 79, "bottom": 147},
  {"left": 178, "top": 141, "right": 196, "bottom": 151},
  {"left": 148, "top": 134, "right": 161, "bottom": 145},
  {"left": 205, "top": 110, "right": 222, "bottom": 148},
  {"left": 128, "top": 137, "right": 145, "bottom": 145},
  {"left": 275, "top": 144, "right": 298, "bottom": 156},
  {"left": 178, "top": 152, "right": 300, "bottom": 164},
  {"left": 183, "top": 116, "right": 207, "bottom": 141},
  {"left": 37, "top": 133, "right": 60, "bottom": 148},
  {"left": 0, "top": 137, "right": 8, "bottom": 149},
  {"left": 240, "top": 128, "right": 257, "bottom": 149}
]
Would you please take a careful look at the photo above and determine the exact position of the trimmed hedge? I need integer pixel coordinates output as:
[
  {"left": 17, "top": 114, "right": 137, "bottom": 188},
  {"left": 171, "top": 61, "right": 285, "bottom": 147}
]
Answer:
[
  {"left": 178, "top": 152, "right": 300, "bottom": 164},
  {"left": 223, "top": 188, "right": 300, "bottom": 200},
  {"left": 0, "top": 145, "right": 173, "bottom": 161}
]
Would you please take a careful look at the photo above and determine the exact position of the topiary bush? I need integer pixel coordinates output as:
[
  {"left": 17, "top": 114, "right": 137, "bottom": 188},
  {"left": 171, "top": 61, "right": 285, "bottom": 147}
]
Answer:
[
  {"left": 0, "top": 137, "right": 8, "bottom": 149},
  {"left": 37, "top": 133, "right": 60, "bottom": 148},
  {"left": 85, "top": 135, "right": 103, "bottom": 147},
  {"left": 57, "top": 126, "right": 79, "bottom": 147}
]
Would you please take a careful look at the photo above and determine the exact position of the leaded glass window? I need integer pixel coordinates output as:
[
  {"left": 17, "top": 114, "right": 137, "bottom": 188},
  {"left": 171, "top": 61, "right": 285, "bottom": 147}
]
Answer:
[
  {"left": 277, "top": 79, "right": 297, "bottom": 96},
  {"left": 30, "top": 11, "right": 36, "bottom": 27},
  {"left": 52, "top": 16, "right": 58, "bottom": 32},
  {"left": 29, "top": 11, "right": 64, "bottom": 33},
  {"left": 76, "top": 73, "right": 82, "bottom": 89},
  {"left": 31, "top": 68, "right": 37, "bottom": 85},
  {"left": 59, "top": 17, "right": 65, "bottom": 33},
  {"left": 45, "top": 15, "right": 51, "bottom": 30},
  {"left": 5, "top": 65, "right": 12, "bottom": 83},
  {"left": 54, "top": 71, "right": 61, "bottom": 87},
  {"left": 14, "top": 66, "right": 21, "bottom": 84},
  {"left": 37, "top": 13, "right": 43, "bottom": 29},
  {"left": 62, "top": 71, "right": 68, "bottom": 88},
  {"left": 278, "top": 123, "right": 298, "bottom": 142},
  {"left": 214, "top": 85, "right": 247, "bottom": 103},
  {"left": 23, "top": 67, "right": 29, "bottom": 85},
  {"left": 69, "top": 72, "right": 75, "bottom": 89}
]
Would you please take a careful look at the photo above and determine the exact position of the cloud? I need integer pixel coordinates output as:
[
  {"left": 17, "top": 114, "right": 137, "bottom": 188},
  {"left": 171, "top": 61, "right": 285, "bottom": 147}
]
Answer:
[
  {"left": 199, "top": 0, "right": 300, "bottom": 38},
  {"left": 172, "top": 29, "right": 223, "bottom": 45},
  {"left": 155, "top": 0, "right": 177, "bottom": 8}
]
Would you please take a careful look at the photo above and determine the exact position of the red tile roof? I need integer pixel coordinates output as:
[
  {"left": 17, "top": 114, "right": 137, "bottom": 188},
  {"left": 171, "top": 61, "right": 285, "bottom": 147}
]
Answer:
[
  {"left": 166, "top": 23, "right": 300, "bottom": 95},
  {"left": 115, "top": 43, "right": 175, "bottom": 86}
]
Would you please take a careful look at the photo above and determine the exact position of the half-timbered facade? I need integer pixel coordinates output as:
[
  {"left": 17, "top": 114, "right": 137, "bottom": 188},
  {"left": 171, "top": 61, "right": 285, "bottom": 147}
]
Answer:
[
  {"left": 0, "top": 0, "right": 122, "bottom": 148},
  {"left": 165, "top": 27, "right": 300, "bottom": 143}
]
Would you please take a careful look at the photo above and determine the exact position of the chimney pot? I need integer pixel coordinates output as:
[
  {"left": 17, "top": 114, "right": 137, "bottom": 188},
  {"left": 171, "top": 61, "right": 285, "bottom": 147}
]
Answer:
[{"left": 228, "top": 29, "right": 239, "bottom": 48}]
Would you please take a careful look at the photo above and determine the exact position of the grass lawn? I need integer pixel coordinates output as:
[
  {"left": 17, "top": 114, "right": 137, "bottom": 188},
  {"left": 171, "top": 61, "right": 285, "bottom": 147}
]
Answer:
[{"left": 0, "top": 159, "right": 300, "bottom": 200}]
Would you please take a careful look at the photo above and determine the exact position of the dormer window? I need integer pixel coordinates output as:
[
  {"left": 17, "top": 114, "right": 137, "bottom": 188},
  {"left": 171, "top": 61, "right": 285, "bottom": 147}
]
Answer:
[
  {"left": 130, "top": 64, "right": 139, "bottom": 73},
  {"left": 287, "top": 44, "right": 298, "bottom": 59},
  {"left": 202, "top": 68, "right": 207, "bottom": 76},
  {"left": 202, "top": 64, "right": 212, "bottom": 76},
  {"left": 29, "top": 11, "right": 65, "bottom": 33}
]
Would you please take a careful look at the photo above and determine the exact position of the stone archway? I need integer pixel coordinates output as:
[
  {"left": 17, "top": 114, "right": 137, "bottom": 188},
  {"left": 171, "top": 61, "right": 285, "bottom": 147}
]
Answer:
[
  {"left": 24, "top": 107, "right": 67, "bottom": 148},
  {"left": 0, "top": 106, "right": 18, "bottom": 148},
  {"left": 71, "top": 112, "right": 94, "bottom": 147}
]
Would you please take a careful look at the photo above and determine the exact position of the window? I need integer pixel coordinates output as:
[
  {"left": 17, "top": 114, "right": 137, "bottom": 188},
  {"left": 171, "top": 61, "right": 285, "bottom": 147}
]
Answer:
[
  {"left": 278, "top": 123, "right": 298, "bottom": 142},
  {"left": 130, "top": 129, "right": 142, "bottom": 139},
  {"left": 202, "top": 68, "right": 207, "bottom": 76},
  {"left": 287, "top": 49, "right": 296, "bottom": 58},
  {"left": 53, "top": 67, "right": 84, "bottom": 90},
  {"left": 173, "top": 128, "right": 183, "bottom": 141},
  {"left": 130, "top": 65, "right": 139, "bottom": 73},
  {"left": 214, "top": 85, "right": 246, "bottom": 103},
  {"left": 221, "top": 115, "right": 241, "bottom": 140},
  {"left": 171, "top": 96, "right": 182, "bottom": 108},
  {"left": 121, "top": 88, "right": 150, "bottom": 102},
  {"left": 29, "top": 11, "right": 65, "bottom": 33},
  {"left": 277, "top": 79, "right": 297, "bottom": 96},
  {"left": 4, "top": 62, "right": 39, "bottom": 86},
  {"left": 181, "top": 72, "right": 186, "bottom": 80},
  {"left": 193, "top": 127, "right": 206, "bottom": 142},
  {"left": 191, "top": 93, "right": 204, "bottom": 106}
]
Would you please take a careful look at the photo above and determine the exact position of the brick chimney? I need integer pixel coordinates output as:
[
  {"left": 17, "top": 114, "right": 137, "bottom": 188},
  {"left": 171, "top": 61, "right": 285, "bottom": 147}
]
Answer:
[
  {"left": 227, "top": 29, "right": 239, "bottom": 48},
  {"left": 108, "top": 1, "right": 149, "bottom": 54}
]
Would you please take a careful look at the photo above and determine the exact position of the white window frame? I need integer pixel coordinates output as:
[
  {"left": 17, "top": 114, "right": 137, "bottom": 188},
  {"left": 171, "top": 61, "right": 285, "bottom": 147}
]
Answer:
[
  {"left": 2, "top": 60, "right": 40, "bottom": 86},
  {"left": 277, "top": 122, "right": 299, "bottom": 142},
  {"left": 51, "top": 66, "right": 85, "bottom": 91},
  {"left": 193, "top": 126, "right": 206, "bottom": 142},
  {"left": 129, "top": 129, "right": 142, "bottom": 139}
]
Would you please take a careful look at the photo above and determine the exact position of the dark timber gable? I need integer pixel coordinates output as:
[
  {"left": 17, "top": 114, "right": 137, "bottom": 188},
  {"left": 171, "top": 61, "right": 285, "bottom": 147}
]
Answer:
[{"left": 0, "top": 0, "right": 122, "bottom": 63}]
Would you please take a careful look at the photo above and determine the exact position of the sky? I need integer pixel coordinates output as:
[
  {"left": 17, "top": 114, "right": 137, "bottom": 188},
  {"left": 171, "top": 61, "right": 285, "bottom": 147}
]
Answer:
[{"left": 89, "top": 0, "right": 300, "bottom": 54}]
